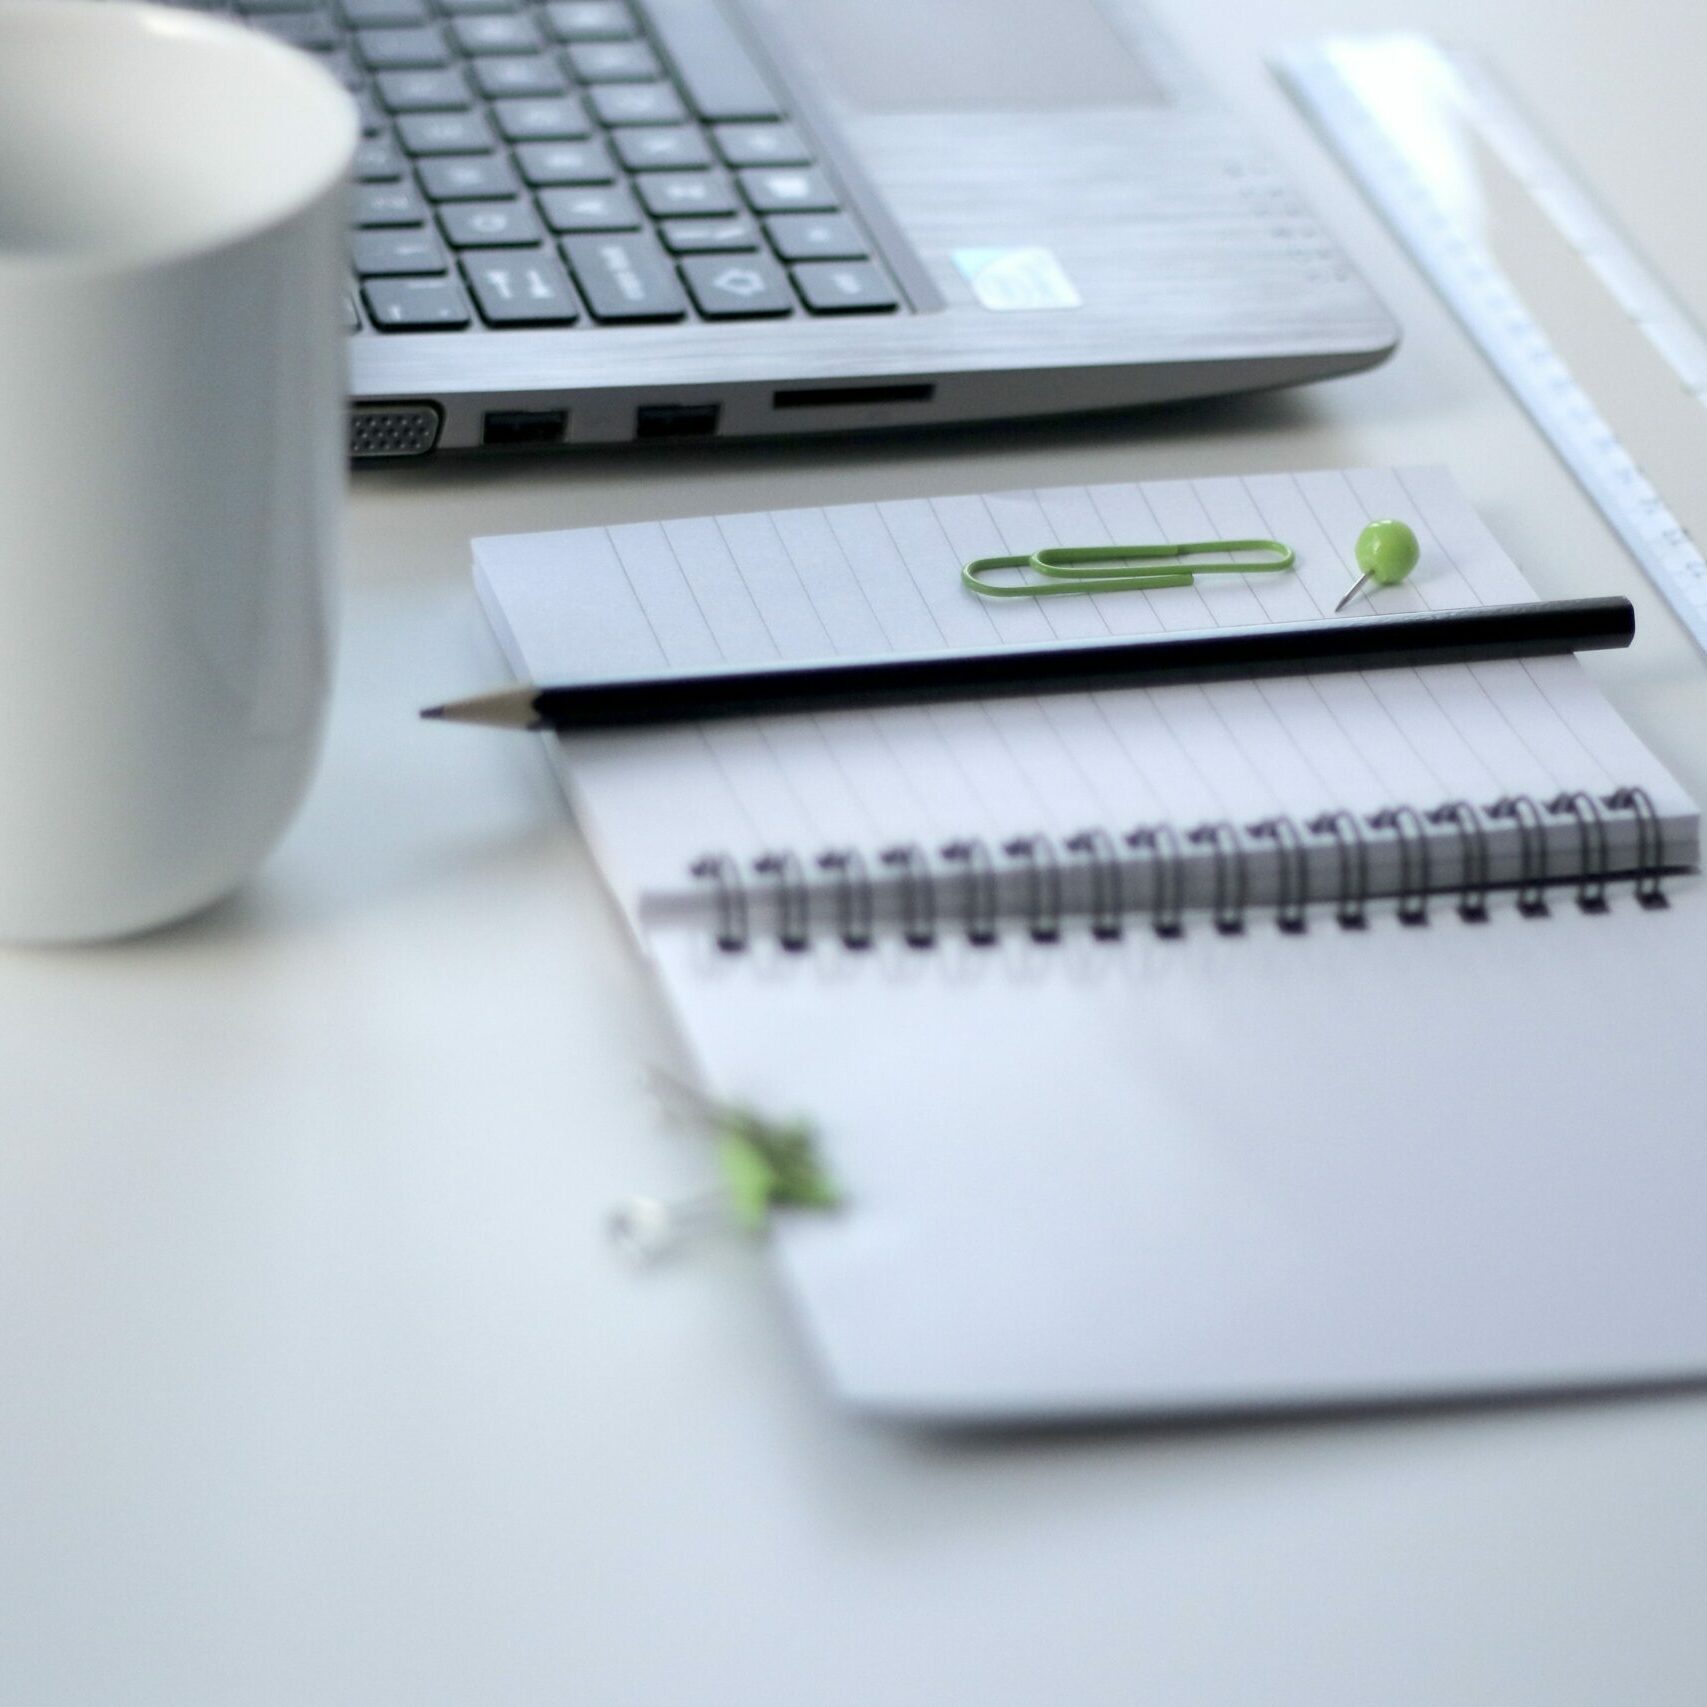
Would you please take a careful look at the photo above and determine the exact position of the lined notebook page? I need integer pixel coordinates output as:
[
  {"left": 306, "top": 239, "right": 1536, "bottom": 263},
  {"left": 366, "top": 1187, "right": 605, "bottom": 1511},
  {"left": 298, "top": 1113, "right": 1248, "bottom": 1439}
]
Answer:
[{"left": 473, "top": 467, "right": 1693, "bottom": 917}]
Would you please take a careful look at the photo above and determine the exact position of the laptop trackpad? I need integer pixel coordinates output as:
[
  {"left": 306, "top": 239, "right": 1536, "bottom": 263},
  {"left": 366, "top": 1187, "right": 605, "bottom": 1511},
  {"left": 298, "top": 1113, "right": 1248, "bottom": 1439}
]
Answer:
[{"left": 771, "top": 0, "right": 1165, "bottom": 111}]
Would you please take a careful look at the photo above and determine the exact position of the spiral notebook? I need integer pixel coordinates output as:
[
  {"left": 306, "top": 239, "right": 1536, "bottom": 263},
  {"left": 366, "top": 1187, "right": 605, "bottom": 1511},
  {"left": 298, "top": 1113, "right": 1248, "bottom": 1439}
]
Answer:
[{"left": 475, "top": 467, "right": 1707, "bottom": 1420}]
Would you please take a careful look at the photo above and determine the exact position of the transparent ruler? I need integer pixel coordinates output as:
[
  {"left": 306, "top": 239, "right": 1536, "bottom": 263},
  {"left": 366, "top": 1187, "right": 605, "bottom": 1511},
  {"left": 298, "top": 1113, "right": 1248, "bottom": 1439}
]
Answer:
[{"left": 1278, "top": 34, "right": 1707, "bottom": 655}]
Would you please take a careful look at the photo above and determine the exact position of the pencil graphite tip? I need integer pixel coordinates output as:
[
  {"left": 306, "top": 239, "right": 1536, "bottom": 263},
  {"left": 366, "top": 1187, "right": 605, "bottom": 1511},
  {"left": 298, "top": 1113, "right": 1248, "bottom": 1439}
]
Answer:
[{"left": 417, "top": 684, "right": 542, "bottom": 729}]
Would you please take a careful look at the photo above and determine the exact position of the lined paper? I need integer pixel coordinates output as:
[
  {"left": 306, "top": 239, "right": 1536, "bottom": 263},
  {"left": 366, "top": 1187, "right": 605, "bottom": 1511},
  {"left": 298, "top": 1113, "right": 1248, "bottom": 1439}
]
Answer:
[{"left": 473, "top": 467, "right": 1693, "bottom": 917}]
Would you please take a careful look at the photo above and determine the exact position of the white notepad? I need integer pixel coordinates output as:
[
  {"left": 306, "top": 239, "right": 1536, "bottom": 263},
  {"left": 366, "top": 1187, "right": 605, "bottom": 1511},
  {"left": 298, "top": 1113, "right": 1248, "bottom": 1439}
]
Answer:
[{"left": 475, "top": 467, "right": 1707, "bottom": 1420}]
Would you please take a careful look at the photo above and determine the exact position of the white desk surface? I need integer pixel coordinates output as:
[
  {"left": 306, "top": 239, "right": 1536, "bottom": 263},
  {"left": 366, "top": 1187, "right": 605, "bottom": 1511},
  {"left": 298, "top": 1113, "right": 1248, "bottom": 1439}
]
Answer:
[{"left": 8, "top": 0, "right": 1707, "bottom": 1700}]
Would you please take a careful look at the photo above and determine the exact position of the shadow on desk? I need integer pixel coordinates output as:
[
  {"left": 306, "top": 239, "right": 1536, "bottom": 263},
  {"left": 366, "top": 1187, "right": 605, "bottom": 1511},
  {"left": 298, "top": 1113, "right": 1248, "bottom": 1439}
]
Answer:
[
  {"left": 348, "top": 390, "right": 1342, "bottom": 560},
  {"left": 895, "top": 1370, "right": 1707, "bottom": 1458},
  {"left": 65, "top": 818, "right": 586, "bottom": 956}
]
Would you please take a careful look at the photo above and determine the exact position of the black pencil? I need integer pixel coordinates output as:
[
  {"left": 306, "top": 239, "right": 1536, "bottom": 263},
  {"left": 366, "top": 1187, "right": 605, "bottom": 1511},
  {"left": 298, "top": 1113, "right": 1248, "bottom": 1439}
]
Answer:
[{"left": 422, "top": 596, "right": 1636, "bottom": 731}]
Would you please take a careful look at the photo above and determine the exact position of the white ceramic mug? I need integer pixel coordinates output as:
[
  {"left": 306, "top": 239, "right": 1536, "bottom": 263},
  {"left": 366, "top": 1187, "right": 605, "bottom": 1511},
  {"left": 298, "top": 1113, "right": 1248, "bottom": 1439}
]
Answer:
[{"left": 0, "top": 1, "right": 357, "bottom": 943}]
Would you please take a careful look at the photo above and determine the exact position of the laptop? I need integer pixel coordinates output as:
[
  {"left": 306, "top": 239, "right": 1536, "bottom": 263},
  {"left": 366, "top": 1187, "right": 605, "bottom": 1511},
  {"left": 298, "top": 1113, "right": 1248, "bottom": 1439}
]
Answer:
[{"left": 174, "top": 0, "right": 1399, "bottom": 455}]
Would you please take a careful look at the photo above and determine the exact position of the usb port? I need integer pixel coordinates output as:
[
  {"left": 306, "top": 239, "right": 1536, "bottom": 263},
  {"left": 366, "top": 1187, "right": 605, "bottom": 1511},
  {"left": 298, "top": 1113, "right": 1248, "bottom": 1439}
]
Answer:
[
  {"left": 636, "top": 403, "right": 721, "bottom": 440},
  {"left": 482, "top": 408, "right": 568, "bottom": 447}
]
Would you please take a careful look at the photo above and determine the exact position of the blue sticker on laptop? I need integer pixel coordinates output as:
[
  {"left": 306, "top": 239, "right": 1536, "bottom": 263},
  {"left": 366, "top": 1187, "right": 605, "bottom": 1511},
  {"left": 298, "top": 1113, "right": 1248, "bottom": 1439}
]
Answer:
[{"left": 953, "top": 247, "right": 1083, "bottom": 311}]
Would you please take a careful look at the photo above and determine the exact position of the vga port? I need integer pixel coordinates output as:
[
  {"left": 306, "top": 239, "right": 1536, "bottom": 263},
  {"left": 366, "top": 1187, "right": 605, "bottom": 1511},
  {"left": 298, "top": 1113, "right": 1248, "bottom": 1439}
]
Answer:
[{"left": 349, "top": 403, "right": 441, "bottom": 460}]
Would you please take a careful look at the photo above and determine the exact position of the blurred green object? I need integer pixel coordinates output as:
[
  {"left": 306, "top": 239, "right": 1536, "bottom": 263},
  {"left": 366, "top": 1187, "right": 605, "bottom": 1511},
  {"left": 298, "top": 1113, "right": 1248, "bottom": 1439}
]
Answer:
[{"left": 717, "top": 1112, "right": 841, "bottom": 1232}]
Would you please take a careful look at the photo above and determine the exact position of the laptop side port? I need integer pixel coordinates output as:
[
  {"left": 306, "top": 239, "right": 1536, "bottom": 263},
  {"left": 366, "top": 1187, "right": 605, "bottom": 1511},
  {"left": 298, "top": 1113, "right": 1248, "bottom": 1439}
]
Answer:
[
  {"left": 349, "top": 402, "right": 442, "bottom": 459},
  {"left": 772, "top": 384, "right": 935, "bottom": 409},
  {"left": 635, "top": 402, "right": 721, "bottom": 440},
  {"left": 482, "top": 408, "right": 570, "bottom": 447}
]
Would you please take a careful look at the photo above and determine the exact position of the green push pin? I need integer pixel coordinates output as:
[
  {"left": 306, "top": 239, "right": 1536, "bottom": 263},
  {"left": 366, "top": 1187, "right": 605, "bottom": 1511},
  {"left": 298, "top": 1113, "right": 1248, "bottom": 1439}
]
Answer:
[{"left": 1336, "top": 519, "right": 1421, "bottom": 613}]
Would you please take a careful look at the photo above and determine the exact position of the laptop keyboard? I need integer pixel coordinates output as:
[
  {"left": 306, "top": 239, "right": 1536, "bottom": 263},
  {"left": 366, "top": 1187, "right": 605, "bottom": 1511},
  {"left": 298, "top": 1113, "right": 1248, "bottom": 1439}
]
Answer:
[{"left": 157, "top": 0, "right": 906, "bottom": 332}]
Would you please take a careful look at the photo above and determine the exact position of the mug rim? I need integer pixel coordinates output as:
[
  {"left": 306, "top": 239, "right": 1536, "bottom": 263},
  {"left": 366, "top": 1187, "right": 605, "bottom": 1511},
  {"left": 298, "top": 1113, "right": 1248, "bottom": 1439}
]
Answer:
[{"left": 0, "top": 0, "right": 358, "bottom": 278}]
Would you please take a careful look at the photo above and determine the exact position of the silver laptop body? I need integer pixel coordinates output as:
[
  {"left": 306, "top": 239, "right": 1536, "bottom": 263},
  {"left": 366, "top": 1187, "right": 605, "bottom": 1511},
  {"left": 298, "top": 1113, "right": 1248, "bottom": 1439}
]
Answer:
[{"left": 341, "top": 0, "right": 1397, "bottom": 455}]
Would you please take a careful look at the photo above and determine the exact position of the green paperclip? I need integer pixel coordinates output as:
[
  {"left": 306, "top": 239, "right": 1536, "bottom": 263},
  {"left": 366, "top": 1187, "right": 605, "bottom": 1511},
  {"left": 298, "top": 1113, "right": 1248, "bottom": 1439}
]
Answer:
[{"left": 962, "top": 537, "right": 1296, "bottom": 599}]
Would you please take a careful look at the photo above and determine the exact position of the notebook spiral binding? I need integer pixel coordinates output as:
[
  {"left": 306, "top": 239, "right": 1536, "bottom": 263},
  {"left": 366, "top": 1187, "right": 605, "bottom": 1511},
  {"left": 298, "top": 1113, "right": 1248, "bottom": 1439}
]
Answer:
[{"left": 688, "top": 787, "right": 1672, "bottom": 953}]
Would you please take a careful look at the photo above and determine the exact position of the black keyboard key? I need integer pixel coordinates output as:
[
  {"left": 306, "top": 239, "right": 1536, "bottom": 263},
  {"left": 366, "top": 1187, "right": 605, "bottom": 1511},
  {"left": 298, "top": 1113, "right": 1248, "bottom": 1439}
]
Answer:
[
  {"left": 472, "top": 55, "right": 568, "bottom": 97},
  {"left": 680, "top": 253, "right": 793, "bottom": 318},
  {"left": 364, "top": 276, "right": 472, "bottom": 328},
  {"left": 339, "top": 0, "right": 422, "bottom": 22},
  {"left": 351, "top": 181, "right": 427, "bottom": 225},
  {"left": 588, "top": 83, "right": 686, "bottom": 126},
  {"left": 357, "top": 26, "right": 449, "bottom": 68},
  {"left": 418, "top": 154, "right": 519, "bottom": 198},
  {"left": 353, "top": 134, "right": 404, "bottom": 180},
  {"left": 376, "top": 68, "right": 471, "bottom": 111},
  {"left": 561, "top": 232, "right": 687, "bottom": 320},
  {"left": 439, "top": 200, "right": 542, "bottom": 246},
  {"left": 515, "top": 139, "right": 615, "bottom": 185},
  {"left": 642, "top": 0, "right": 780, "bottom": 121},
  {"left": 713, "top": 123, "right": 811, "bottom": 168},
  {"left": 462, "top": 249, "right": 581, "bottom": 323},
  {"left": 450, "top": 12, "right": 538, "bottom": 52},
  {"left": 252, "top": 9, "right": 338, "bottom": 48},
  {"left": 567, "top": 39, "right": 658, "bottom": 80},
  {"left": 544, "top": 1, "right": 634, "bottom": 40},
  {"left": 635, "top": 171, "right": 737, "bottom": 219},
  {"left": 659, "top": 214, "right": 759, "bottom": 254},
  {"left": 352, "top": 228, "right": 448, "bottom": 274},
  {"left": 538, "top": 184, "right": 640, "bottom": 231},
  {"left": 493, "top": 96, "right": 591, "bottom": 141},
  {"left": 792, "top": 260, "right": 899, "bottom": 314},
  {"left": 765, "top": 212, "right": 865, "bottom": 261},
  {"left": 738, "top": 167, "right": 837, "bottom": 214},
  {"left": 396, "top": 110, "right": 494, "bottom": 152},
  {"left": 613, "top": 126, "right": 710, "bottom": 170}
]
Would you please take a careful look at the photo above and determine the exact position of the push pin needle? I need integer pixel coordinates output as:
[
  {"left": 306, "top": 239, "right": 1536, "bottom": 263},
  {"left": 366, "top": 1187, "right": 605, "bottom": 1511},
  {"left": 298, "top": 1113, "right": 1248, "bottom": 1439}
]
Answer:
[{"left": 1336, "top": 518, "right": 1422, "bottom": 612}]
